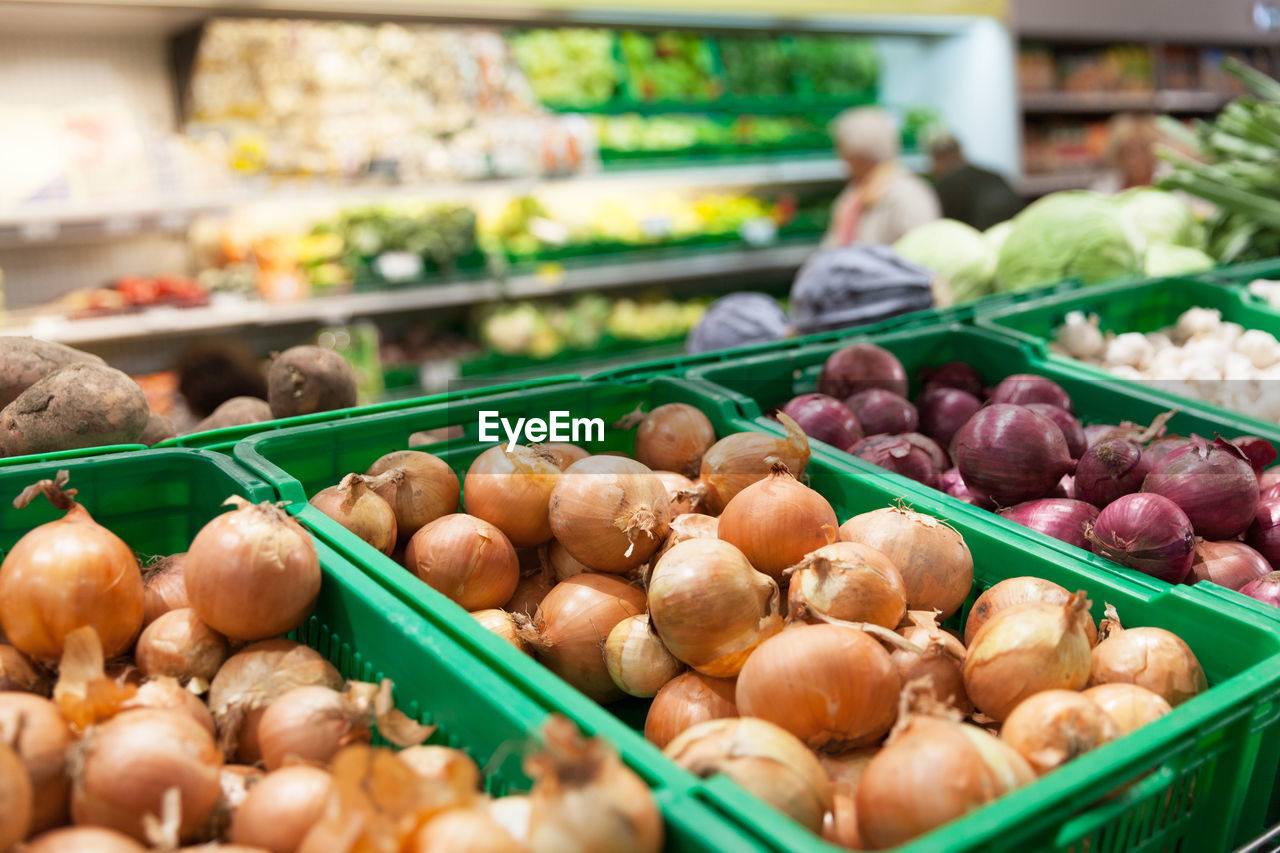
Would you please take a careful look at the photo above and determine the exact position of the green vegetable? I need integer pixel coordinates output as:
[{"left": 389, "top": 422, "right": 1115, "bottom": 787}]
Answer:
[
  {"left": 1143, "top": 244, "right": 1216, "bottom": 277},
  {"left": 994, "top": 191, "right": 1140, "bottom": 291},
  {"left": 983, "top": 220, "right": 1014, "bottom": 255},
  {"left": 1116, "top": 188, "right": 1202, "bottom": 251},
  {"left": 511, "top": 28, "right": 618, "bottom": 108},
  {"left": 893, "top": 219, "right": 996, "bottom": 303}
]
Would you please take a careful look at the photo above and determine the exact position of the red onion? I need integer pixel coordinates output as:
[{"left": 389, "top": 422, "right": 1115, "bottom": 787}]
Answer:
[
  {"left": 1087, "top": 493, "right": 1195, "bottom": 583},
  {"left": 1053, "top": 475, "right": 1076, "bottom": 500},
  {"left": 848, "top": 436, "right": 941, "bottom": 489},
  {"left": 1074, "top": 439, "right": 1144, "bottom": 508},
  {"left": 1246, "top": 499, "right": 1280, "bottom": 569},
  {"left": 900, "top": 433, "right": 949, "bottom": 471},
  {"left": 1084, "top": 425, "right": 1118, "bottom": 448},
  {"left": 989, "top": 375, "right": 1073, "bottom": 413},
  {"left": 1262, "top": 483, "right": 1280, "bottom": 503},
  {"left": 1232, "top": 436, "right": 1278, "bottom": 475},
  {"left": 1240, "top": 572, "right": 1280, "bottom": 608},
  {"left": 1142, "top": 437, "right": 1258, "bottom": 540},
  {"left": 918, "top": 361, "right": 984, "bottom": 397},
  {"left": 916, "top": 387, "right": 981, "bottom": 448},
  {"left": 999, "top": 499, "right": 1099, "bottom": 550},
  {"left": 952, "top": 404, "right": 1075, "bottom": 506},
  {"left": 1260, "top": 468, "right": 1280, "bottom": 492},
  {"left": 1023, "top": 404, "right": 1086, "bottom": 460},
  {"left": 1187, "top": 541, "right": 1272, "bottom": 590},
  {"left": 1137, "top": 436, "right": 1190, "bottom": 481},
  {"left": 940, "top": 468, "right": 979, "bottom": 505},
  {"left": 779, "top": 394, "right": 863, "bottom": 450},
  {"left": 844, "top": 390, "right": 917, "bottom": 437},
  {"left": 817, "top": 344, "right": 908, "bottom": 400}
]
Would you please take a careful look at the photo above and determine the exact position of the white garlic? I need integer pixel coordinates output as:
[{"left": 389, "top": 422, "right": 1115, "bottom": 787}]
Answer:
[
  {"left": 1175, "top": 307, "right": 1222, "bottom": 341},
  {"left": 1055, "top": 311, "right": 1106, "bottom": 360},
  {"left": 1104, "top": 332, "right": 1154, "bottom": 369}
]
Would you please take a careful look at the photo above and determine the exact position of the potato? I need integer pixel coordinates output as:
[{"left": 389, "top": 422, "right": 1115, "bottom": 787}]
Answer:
[
  {"left": 0, "top": 338, "right": 104, "bottom": 408},
  {"left": 0, "top": 363, "right": 148, "bottom": 456},
  {"left": 190, "top": 396, "right": 272, "bottom": 434},
  {"left": 139, "top": 411, "right": 177, "bottom": 446},
  {"left": 267, "top": 346, "right": 357, "bottom": 419}
]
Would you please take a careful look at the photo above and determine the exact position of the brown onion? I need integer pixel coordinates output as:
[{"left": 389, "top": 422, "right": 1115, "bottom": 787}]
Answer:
[
  {"left": 1001, "top": 690, "right": 1117, "bottom": 775},
  {"left": 788, "top": 541, "right": 906, "bottom": 629},
  {"left": 965, "top": 577, "right": 1098, "bottom": 646},
  {"left": 257, "top": 686, "right": 371, "bottom": 771},
  {"left": 665, "top": 717, "right": 832, "bottom": 833},
  {"left": 72, "top": 707, "right": 222, "bottom": 841},
  {"left": 366, "top": 450, "right": 460, "bottom": 543},
  {"left": 185, "top": 497, "right": 320, "bottom": 642},
  {"left": 397, "top": 745, "right": 482, "bottom": 797},
  {"left": 488, "top": 795, "right": 532, "bottom": 844},
  {"left": 520, "top": 574, "right": 646, "bottom": 702},
  {"left": 136, "top": 607, "right": 228, "bottom": 684},
  {"left": 0, "top": 693, "right": 69, "bottom": 832},
  {"left": 142, "top": 553, "right": 189, "bottom": 626},
  {"left": 464, "top": 445, "right": 562, "bottom": 547},
  {"left": 717, "top": 463, "right": 838, "bottom": 579},
  {"left": 412, "top": 808, "right": 524, "bottom": 853},
  {"left": 648, "top": 539, "right": 783, "bottom": 677},
  {"left": 1187, "top": 540, "right": 1272, "bottom": 590},
  {"left": 654, "top": 513, "right": 719, "bottom": 561},
  {"left": 473, "top": 609, "right": 531, "bottom": 654},
  {"left": 819, "top": 750, "right": 874, "bottom": 850},
  {"left": 892, "top": 612, "right": 971, "bottom": 714},
  {"left": 0, "top": 736, "right": 32, "bottom": 849},
  {"left": 631, "top": 403, "right": 716, "bottom": 479},
  {"left": 1089, "top": 612, "right": 1206, "bottom": 706},
  {"left": 736, "top": 624, "right": 899, "bottom": 751},
  {"left": 538, "top": 442, "right": 590, "bottom": 470},
  {"left": 1082, "top": 683, "right": 1173, "bottom": 735},
  {"left": 547, "top": 539, "right": 590, "bottom": 582},
  {"left": 229, "top": 765, "right": 331, "bottom": 853},
  {"left": 644, "top": 671, "right": 738, "bottom": 750},
  {"left": 856, "top": 713, "right": 1034, "bottom": 848},
  {"left": 126, "top": 677, "right": 216, "bottom": 735},
  {"left": 699, "top": 414, "right": 811, "bottom": 514},
  {"left": 405, "top": 514, "right": 519, "bottom": 611},
  {"left": 0, "top": 643, "right": 45, "bottom": 693},
  {"left": 654, "top": 470, "right": 699, "bottom": 516},
  {"left": 0, "top": 473, "right": 144, "bottom": 660},
  {"left": 25, "top": 827, "right": 147, "bottom": 853},
  {"left": 605, "top": 614, "right": 683, "bottom": 698},
  {"left": 549, "top": 457, "right": 672, "bottom": 574},
  {"left": 505, "top": 556, "right": 555, "bottom": 617},
  {"left": 963, "top": 593, "right": 1094, "bottom": 721},
  {"left": 839, "top": 506, "right": 974, "bottom": 619},
  {"left": 309, "top": 474, "right": 397, "bottom": 555}
]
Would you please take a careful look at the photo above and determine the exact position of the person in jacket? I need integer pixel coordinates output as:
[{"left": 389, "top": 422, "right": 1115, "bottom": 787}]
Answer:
[{"left": 927, "top": 132, "right": 1024, "bottom": 230}]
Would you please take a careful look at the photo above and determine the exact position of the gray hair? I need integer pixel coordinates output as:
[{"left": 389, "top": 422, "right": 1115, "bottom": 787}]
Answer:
[{"left": 831, "top": 107, "right": 899, "bottom": 163}]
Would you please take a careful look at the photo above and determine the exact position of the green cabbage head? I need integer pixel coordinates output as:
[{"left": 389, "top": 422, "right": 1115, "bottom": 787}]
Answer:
[
  {"left": 1117, "top": 188, "right": 1203, "bottom": 251},
  {"left": 995, "top": 191, "right": 1141, "bottom": 291},
  {"left": 893, "top": 219, "right": 996, "bottom": 303},
  {"left": 1143, "top": 244, "right": 1215, "bottom": 277},
  {"left": 984, "top": 220, "right": 1014, "bottom": 255}
]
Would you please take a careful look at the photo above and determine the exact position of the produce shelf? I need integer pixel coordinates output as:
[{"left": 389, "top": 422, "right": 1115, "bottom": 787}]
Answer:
[
  {"left": 234, "top": 375, "right": 1280, "bottom": 853},
  {"left": 1020, "top": 89, "right": 1232, "bottom": 114}
]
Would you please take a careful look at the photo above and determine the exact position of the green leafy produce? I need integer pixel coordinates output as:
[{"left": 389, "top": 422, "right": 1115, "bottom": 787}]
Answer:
[
  {"left": 335, "top": 205, "right": 477, "bottom": 272},
  {"left": 510, "top": 28, "right": 618, "bottom": 108},
  {"left": 792, "top": 35, "right": 878, "bottom": 96},
  {"left": 1143, "top": 244, "right": 1216, "bottom": 276},
  {"left": 1116, "top": 188, "right": 1202, "bottom": 251},
  {"left": 620, "top": 31, "right": 721, "bottom": 103},
  {"left": 994, "top": 191, "right": 1140, "bottom": 291},
  {"left": 984, "top": 220, "right": 1014, "bottom": 255},
  {"left": 717, "top": 36, "right": 794, "bottom": 98},
  {"left": 893, "top": 219, "right": 996, "bottom": 302}
]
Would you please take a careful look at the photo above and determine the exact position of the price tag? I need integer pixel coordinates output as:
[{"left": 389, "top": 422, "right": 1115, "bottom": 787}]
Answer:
[{"left": 534, "top": 263, "right": 566, "bottom": 288}]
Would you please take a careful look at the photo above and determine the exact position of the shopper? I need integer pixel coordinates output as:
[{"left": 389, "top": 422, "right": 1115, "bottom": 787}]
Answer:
[
  {"left": 927, "top": 132, "right": 1023, "bottom": 230},
  {"left": 1091, "top": 113, "right": 1164, "bottom": 193},
  {"left": 823, "top": 107, "right": 940, "bottom": 247}
]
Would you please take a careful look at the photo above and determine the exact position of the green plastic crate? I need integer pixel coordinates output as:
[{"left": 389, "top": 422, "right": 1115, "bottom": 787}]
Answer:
[
  {"left": 0, "top": 447, "right": 761, "bottom": 852},
  {"left": 0, "top": 443, "right": 146, "bottom": 469},
  {"left": 235, "top": 376, "right": 1280, "bottom": 852},
  {"left": 1196, "top": 256, "right": 1280, "bottom": 286}
]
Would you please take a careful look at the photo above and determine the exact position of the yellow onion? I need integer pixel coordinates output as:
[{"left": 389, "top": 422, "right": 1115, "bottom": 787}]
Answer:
[
  {"left": 412, "top": 808, "right": 526, "bottom": 853},
  {"left": 547, "top": 539, "right": 590, "bottom": 582},
  {"left": 856, "top": 714, "right": 1034, "bottom": 848},
  {"left": 665, "top": 717, "right": 831, "bottom": 833},
  {"left": 72, "top": 707, "right": 222, "bottom": 842},
  {"left": 366, "top": 449, "right": 460, "bottom": 544},
  {"left": 0, "top": 643, "right": 45, "bottom": 693},
  {"left": 1089, "top": 611, "right": 1206, "bottom": 706},
  {"left": 520, "top": 574, "right": 646, "bottom": 702},
  {"left": 142, "top": 553, "right": 189, "bottom": 626},
  {"left": 644, "top": 671, "right": 738, "bottom": 750},
  {"left": 1081, "top": 683, "right": 1173, "bottom": 735},
  {"left": 631, "top": 403, "right": 716, "bottom": 478},
  {"left": 1000, "top": 690, "right": 1117, "bottom": 775},
  {"left": 654, "top": 470, "right": 699, "bottom": 516},
  {"left": 823, "top": 785, "right": 862, "bottom": 851},
  {"left": 699, "top": 414, "right": 810, "bottom": 514},
  {"left": 647, "top": 539, "right": 782, "bottom": 677},
  {"left": 24, "top": 827, "right": 146, "bottom": 853},
  {"left": 0, "top": 472, "right": 144, "bottom": 661},
  {"left": 257, "top": 686, "right": 371, "bottom": 771},
  {"left": 309, "top": 473, "right": 397, "bottom": 555},
  {"left": 0, "top": 739, "right": 31, "bottom": 850},
  {"left": 125, "top": 677, "right": 216, "bottom": 735},
  {"left": 397, "top": 745, "right": 482, "bottom": 798},
  {"left": 548, "top": 457, "right": 672, "bottom": 574},
  {"left": 819, "top": 748, "right": 877, "bottom": 791},
  {"left": 185, "top": 497, "right": 320, "bottom": 642},
  {"left": 229, "top": 765, "right": 331, "bottom": 853},
  {"left": 505, "top": 553, "right": 555, "bottom": 617},
  {"left": 405, "top": 514, "right": 519, "bottom": 611},
  {"left": 891, "top": 612, "right": 971, "bottom": 714},
  {"left": 473, "top": 609, "right": 531, "bottom": 654},
  {"left": 605, "top": 614, "right": 683, "bottom": 698},
  {"left": 538, "top": 442, "right": 590, "bottom": 470},
  {"left": 788, "top": 542, "right": 906, "bottom": 628},
  {"left": 963, "top": 593, "right": 1094, "bottom": 721},
  {"left": 839, "top": 506, "right": 973, "bottom": 619},
  {"left": 654, "top": 513, "right": 719, "bottom": 561},
  {"left": 736, "top": 624, "right": 900, "bottom": 751},
  {"left": 489, "top": 795, "right": 532, "bottom": 845},
  {"left": 135, "top": 607, "right": 228, "bottom": 684},
  {"left": 965, "top": 576, "right": 1098, "bottom": 646},
  {"left": 718, "top": 463, "right": 838, "bottom": 579},
  {"left": 0, "top": 693, "right": 70, "bottom": 833},
  {"left": 464, "top": 445, "right": 562, "bottom": 547}
]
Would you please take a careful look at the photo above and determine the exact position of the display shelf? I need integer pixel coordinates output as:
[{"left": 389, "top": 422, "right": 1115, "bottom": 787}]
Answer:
[
  {"left": 1016, "top": 168, "right": 1107, "bottom": 195},
  {"left": 1019, "top": 89, "right": 1233, "bottom": 114}
]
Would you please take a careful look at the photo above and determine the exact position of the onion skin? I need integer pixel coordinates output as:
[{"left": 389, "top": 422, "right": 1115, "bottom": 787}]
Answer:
[
  {"left": 848, "top": 435, "right": 942, "bottom": 489},
  {"left": 1024, "top": 404, "right": 1086, "bottom": 460},
  {"left": 900, "top": 432, "right": 950, "bottom": 472},
  {"left": 504, "top": 558, "right": 555, "bottom": 618},
  {"left": 845, "top": 390, "right": 918, "bottom": 437},
  {"left": 0, "top": 739, "right": 31, "bottom": 850},
  {"left": 405, "top": 514, "right": 520, "bottom": 611},
  {"left": 780, "top": 394, "right": 864, "bottom": 450},
  {"left": 1261, "top": 468, "right": 1280, "bottom": 492},
  {"left": 634, "top": 403, "right": 716, "bottom": 479},
  {"left": 989, "top": 374, "right": 1073, "bottom": 412},
  {"left": 127, "top": 677, "right": 217, "bottom": 736},
  {"left": 0, "top": 643, "right": 45, "bottom": 694},
  {"left": 464, "top": 445, "right": 561, "bottom": 547},
  {"left": 919, "top": 361, "right": 984, "bottom": 398},
  {"left": 229, "top": 765, "right": 331, "bottom": 853},
  {"left": 25, "top": 827, "right": 147, "bottom": 853},
  {"left": 309, "top": 473, "right": 397, "bottom": 555},
  {"left": 788, "top": 542, "right": 907, "bottom": 629},
  {"left": 473, "top": 608, "right": 532, "bottom": 654},
  {"left": 818, "top": 343, "right": 909, "bottom": 400},
  {"left": 1074, "top": 439, "right": 1144, "bottom": 508},
  {"left": 142, "top": 554, "right": 188, "bottom": 626},
  {"left": 257, "top": 686, "right": 370, "bottom": 771},
  {"left": 916, "top": 387, "right": 982, "bottom": 449},
  {"left": 644, "top": 671, "right": 737, "bottom": 750},
  {"left": 654, "top": 471, "right": 699, "bottom": 516},
  {"left": 1082, "top": 683, "right": 1172, "bottom": 735},
  {"left": 736, "top": 624, "right": 900, "bottom": 752},
  {"left": 963, "top": 594, "right": 1094, "bottom": 721},
  {"left": 366, "top": 450, "right": 460, "bottom": 543},
  {"left": 856, "top": 715, "right": 1034, "bottom": 849},
  {"left": 1088, "top": 493, "right": 1196, "bottom": 583},
  {"left": 1232, "top": 435, "right": 1278, "bottom": 475},
  {"left": 548, "top": 456, "right": 672, "bottom": 574},
  {"left": 397, "top": 745, "right": 482, "bottom": 796},
  {"left": 605, "top": 614, "right": 683, "bottom": 698},
  {"left": 953, "top": 404, "right": 1076, "bottom": 506},
  {"left": 1246, "top": 499, "right": 1280, "bottom": 569},
  {"left": 1187, "top": 541, "right": 1271, "bottom": 590},
  {"left": 998, "top": 499, "right": 1099, "bottom": 551},
  {"left": 717, "top": 465, "right": 838, "bottom": 579},
  {"left": 699, "top": 416, "right": 810, "bottom": 515},
  {"left": 965, "top": 577, "right": 1097, "bottom": 647},
  {"left": 648, "top": 539, "right": 783, "bottom": 678},
  {"left": 412, "top": 808, "right": 525, "bottom": 853},
  {"left": 1141, "top": 437, "right": 1258, "bottom": 540},
  {"left": 1241, "top": 572, "right": 1280, "bottom": 608},
  {"left": 1089, "top": 625, "right": 1207, "bottom": 707},
  {"left": 538, "top": 443, "right": 590, "bottom": 471},
  {"left": 136, "top": 607, "right": 228, "bottom": 684},
  {"left": 665, "top": 717, "right": 833, "bottom": 833},
  {"left": 1000, "top": 690, "right": 1117, "bottom": 775},
  {"left": 893, "top": 619, "right": 971, "bottom": 714}
]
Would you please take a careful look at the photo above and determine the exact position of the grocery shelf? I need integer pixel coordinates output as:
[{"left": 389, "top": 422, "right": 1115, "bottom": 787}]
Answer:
[
  {"left": 1016, "top": 168, "right": 1108, "bottom": 195},
  {"left": 1020, "top": 89, "right": 1234, "bottom": 115}
]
